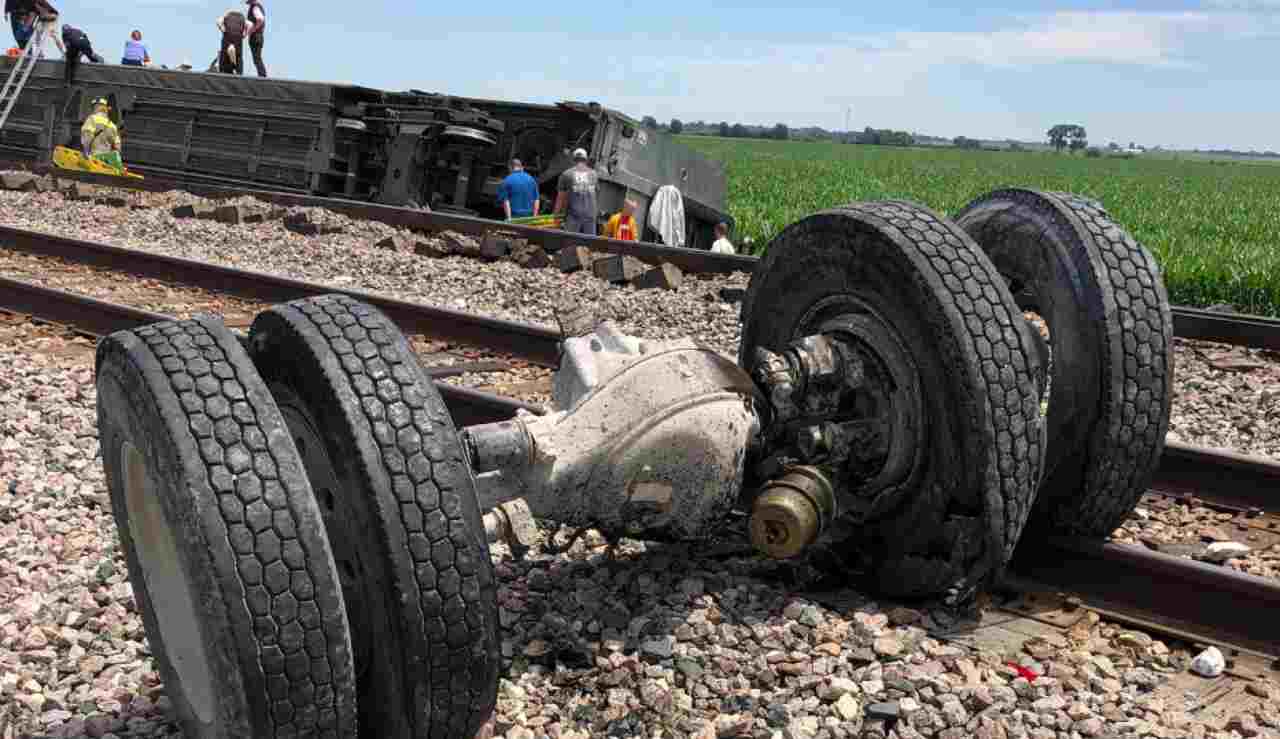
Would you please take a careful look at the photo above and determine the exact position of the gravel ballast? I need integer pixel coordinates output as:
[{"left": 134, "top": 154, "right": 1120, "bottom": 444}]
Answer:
[{"left": 3, "top": 186, "right": 1280, "bottom": 739}]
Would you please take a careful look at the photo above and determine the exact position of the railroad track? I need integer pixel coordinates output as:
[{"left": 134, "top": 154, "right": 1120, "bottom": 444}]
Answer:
[
  {"left": 6, "top": 170, "right": 1280, "bottom": 350},
  {"left": 3, "top": 274, "right": 1278, "bottom": 663}
]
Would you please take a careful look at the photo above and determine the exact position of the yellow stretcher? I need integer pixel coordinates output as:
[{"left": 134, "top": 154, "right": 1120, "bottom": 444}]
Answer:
[{"left": 52, "top": 146, "right": 143, "bottom": 179}]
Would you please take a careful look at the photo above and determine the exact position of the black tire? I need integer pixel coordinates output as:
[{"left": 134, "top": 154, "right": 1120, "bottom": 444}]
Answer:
[
  {"left": 95, "top": 316, "right": 357, "bottom": 739},
  {"left": 739, "top": 201, "right": 1046, "bottom": 598},
  {"left": 247, "top": 294, "right": 500, "bottom": 739},
  {"left": 954, "top": 189, "right": 1173, "bottom": 537}
]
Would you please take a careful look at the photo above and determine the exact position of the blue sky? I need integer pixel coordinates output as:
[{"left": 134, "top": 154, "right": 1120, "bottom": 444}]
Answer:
[{"left": 41, "top": 1, "right": 1280, "bottom": 150}]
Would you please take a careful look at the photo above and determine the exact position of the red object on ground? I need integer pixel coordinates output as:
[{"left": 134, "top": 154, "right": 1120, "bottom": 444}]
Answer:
[{"left": 1007, "top": 662, "right": 1041, "bottom": 680}]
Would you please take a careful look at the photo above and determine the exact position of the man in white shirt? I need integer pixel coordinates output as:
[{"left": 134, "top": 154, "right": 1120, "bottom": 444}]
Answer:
[{"left": 710, "top": 222, "right": 736, "bottom": 254}]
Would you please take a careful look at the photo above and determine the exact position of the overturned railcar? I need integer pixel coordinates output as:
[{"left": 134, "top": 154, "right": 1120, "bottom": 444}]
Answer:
[{"left": 0, "top": 59, "right": 732, "bottom": 249}]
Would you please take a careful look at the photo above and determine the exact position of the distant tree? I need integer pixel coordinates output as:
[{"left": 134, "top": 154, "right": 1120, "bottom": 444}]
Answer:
[
  {"left": 1085, "top": 147, "right": 1102, "bottom": 158},
  {"left": 1047, "top": 124, "right": 1087, "bottom": 153},
  {"left": 718, "top": 121, "right": 731, "bottom": 138},
  {"left": 1129, "top": 141, "right": 1137, "bottom": 150},
  {"left": 730, "top": 123, "right": 747, "bottom": 138},
  {"left": 1069, "top": 127, "right": 1088, "bottom": 152},
  {"left": 1108, "top": 142, "right": 1120, "bottom": 151},
  {"left": 772, "top": 123, "right": 789, "bottom": 140},
  {"left": 641, "top": 116, "right": 658, "bottom": 130},
  {"left": 1008, "top": 141, "right": 1025, "bottom": 152},
  {"left": 669, "top": 119, "right": 683, "bottom": 134},
  {"left": 953, "top": 136, "right": 981, "bottom": 150}
]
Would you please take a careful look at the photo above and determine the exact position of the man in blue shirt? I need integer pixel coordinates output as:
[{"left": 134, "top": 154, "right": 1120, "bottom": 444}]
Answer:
[{"left": 497, "top": 159, "right": 540, "bottom": 220}]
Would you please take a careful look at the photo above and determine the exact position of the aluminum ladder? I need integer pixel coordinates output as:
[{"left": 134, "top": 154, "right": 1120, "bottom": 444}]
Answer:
[{"left": 0, "top": 17, "right": 50, "bottom": 131}]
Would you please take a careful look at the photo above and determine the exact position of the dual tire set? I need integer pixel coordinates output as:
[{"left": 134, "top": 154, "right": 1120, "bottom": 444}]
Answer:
[
  {"left": 96, "top": 295, "right": 499, "bottom": 738},
  {"left": 740, "top": 189, "right": 1173, "bottom": 597}
]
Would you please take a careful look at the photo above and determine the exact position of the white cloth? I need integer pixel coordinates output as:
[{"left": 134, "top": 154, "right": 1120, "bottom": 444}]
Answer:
[
  {"left": 711, "top": 237, "right": 735, "bottom": 254},
  {"left": 647, "top": 184, "right": 686, "bottom": 248}
]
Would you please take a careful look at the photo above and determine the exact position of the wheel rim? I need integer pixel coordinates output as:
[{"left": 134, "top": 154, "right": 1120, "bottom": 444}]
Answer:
[
  {"left": 122, "top": 440, "right": 216, "bottom": 724},
  {"left": 762, "top": 291, "right": 927, "bottom": 519}
]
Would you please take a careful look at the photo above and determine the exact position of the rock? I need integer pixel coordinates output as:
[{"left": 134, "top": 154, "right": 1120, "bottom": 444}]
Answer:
[
  {"left": 865, "top": 702, "right": 899, "bottom": 720},
  {"left": 593, "top": 254, "right": 648, "bottom": 284},
  {"left": 1245, "top": 681, "right": 1277, "bottom": 701},
  {"left": 873, "top": 636, "right": 904, "bottom": 659},
  {"left": 1031, "top": 695, "right": 1066, "bottom": 713},
  {"left": 834, "top": 693, "right": 861, "bottom": 722},
  {"left": 819, "top": 676, "right": 859, "bottom": 702},
  {"left": 2, "top": 172, "right": 41, "bottom": 191},
  {"left": 557, "top": 246, "right": 595, "bottom": 273},
  {"left": 633, "top": 263, "right": 683, "bottom": 291},
  {"left": 1190, "top": 646, "right": 1225, "bottom": 677},
  {"left": 886, "top": 607, "right": 922, "bottom": 626},
  {"left": 640, "top": 636, "right": 675, "bottom": 660},
  {"left": 940, "top": 700, "right": 968, "bottom": 727},
  {"left": 376, "top": 234, "right": 414, "bottom": 253},
  {"left": 1075, "top": 718, "right": 1104, "bottom": 737},
  {"left": 1227, "top": 714, "right": 1261, "bottom": 738},
  {"left": 93, "top": 194, "right": 129, "bottom": 208},
  {"left": 1203, "top": 541, "right": 1251, "bottom": 563}
]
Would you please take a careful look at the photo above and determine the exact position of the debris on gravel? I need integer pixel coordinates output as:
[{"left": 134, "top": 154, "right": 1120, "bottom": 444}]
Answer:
[{"left": 0, "top": 188, "right": 750, "bottom": 360}]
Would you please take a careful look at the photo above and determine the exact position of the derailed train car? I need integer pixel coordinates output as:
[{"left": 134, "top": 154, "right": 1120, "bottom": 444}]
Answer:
[{"left": 0, "top": 58, "right": 733, "bottom": 249}]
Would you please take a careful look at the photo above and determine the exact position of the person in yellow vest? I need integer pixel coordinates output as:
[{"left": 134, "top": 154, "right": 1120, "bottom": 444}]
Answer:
[
  {"left": 603, "top": 198, "right": 640, "bottom": 241},
  {"left": 80, "top": 97, "right": 121, "bottom": 167}
]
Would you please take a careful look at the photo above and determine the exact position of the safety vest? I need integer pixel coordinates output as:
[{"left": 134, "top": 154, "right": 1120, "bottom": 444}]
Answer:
[{"left": 81, "top": 112, "right": 120, "bottom": 156}]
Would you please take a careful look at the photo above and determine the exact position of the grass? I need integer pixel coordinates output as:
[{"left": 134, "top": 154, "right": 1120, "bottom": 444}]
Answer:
[{"left": 681, "top": 136, "right": 1280, "bottom": 316}]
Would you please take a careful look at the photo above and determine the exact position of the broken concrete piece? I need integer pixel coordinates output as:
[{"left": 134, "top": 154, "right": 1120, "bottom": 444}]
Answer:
[
  {"left": 283, "top": 210, "right": 345, "bottom": 236},
  {"left": 414, "top": 238, "right": 450, "bottom": 258},
  {"left": 557, "top": 246, "right": 595, "bottom": 274},
  {"left": 719, "top": 287, "right": 747, "bottom": 304},
  {"left": 214, "top": 204, "right": 247, "bottom": 224},
  {"left": 440, "top": 231, "right": 481, "bottom": 257},
  {"left": 1, "top": 172, "right": 40, "bottom": 191},
  {"left": 511, "top": 241, "right": 551, "bottom": 269},
  {"left": 62, "top": 182, "right": 96, "bottom": 201},
  {"left": 479, "top": 232, "right": 516, "bottom": 261},
  {"left": 633, "top": 263, "right": 683, "bottom": 291},
  {"left": 1190, "top": 646, "right": 1225, "bottom": 677},
  {"left": 592, "top": 254, "right": 647, "bottom": 284}
]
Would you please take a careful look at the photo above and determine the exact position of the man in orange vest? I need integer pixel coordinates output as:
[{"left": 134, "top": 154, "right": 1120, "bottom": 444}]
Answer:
[{"left": 604, "top": 198, "right": 639, "bottom": 241}]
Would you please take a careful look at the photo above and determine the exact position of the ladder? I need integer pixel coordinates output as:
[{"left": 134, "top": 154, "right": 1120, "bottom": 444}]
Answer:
[{"left": 0, "top": 17, "right": 50, "bottom": 131}]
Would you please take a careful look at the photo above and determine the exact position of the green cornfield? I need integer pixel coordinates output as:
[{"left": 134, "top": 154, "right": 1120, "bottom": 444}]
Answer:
[{"left": 682, "top": 137, "right": 1280, "bottom": 316}]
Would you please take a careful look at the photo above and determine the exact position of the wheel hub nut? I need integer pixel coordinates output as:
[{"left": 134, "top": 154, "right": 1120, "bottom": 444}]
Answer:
[{"left": 748, "top": 466, "right": 836, "bottom": 559}]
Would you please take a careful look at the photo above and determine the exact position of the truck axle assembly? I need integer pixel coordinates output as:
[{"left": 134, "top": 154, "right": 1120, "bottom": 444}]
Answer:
[{"left": 94, "top": 188, "right": 1172, "bottom": 738}]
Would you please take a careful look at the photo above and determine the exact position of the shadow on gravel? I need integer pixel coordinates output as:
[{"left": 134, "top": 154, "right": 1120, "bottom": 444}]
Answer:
[{"left": 486, "top": 519, "right": 984, "bottom": 738}]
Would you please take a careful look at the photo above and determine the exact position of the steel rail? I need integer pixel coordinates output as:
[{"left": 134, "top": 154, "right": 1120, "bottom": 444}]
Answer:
[
  {"left": 4, "top": 276, "right": 1280, "bottom": 657},
  {"left": 1009, "top": 537, "right": 1280, "bottom": 659},
  {"left": 0, "top": 224, "right": 563, "bottom": 367},
  {"left": 9, "top": 163, "right": 1280, "bottom": 348},
  {"left": 0, "top": 276, "right": 542, "bottom": 427}
]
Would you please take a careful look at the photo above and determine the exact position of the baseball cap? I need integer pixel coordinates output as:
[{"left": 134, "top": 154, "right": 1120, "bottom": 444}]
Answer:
[{"left": 572, "top": 148, "right": 588, "bottom": 160}]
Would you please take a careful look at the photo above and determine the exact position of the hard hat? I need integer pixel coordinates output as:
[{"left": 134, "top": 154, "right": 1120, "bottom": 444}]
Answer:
[
  {"left": 572, "top": 148, "right": 588, "bottom": 160},
  {"left": 92, "top": 97, "right": 109, "bottom": 106}
]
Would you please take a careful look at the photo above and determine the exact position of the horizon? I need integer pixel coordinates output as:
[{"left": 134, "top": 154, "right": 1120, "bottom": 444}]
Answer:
[{"left": 29, "top": 0, "right": 1280, "bottom": 153}]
